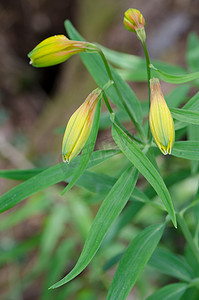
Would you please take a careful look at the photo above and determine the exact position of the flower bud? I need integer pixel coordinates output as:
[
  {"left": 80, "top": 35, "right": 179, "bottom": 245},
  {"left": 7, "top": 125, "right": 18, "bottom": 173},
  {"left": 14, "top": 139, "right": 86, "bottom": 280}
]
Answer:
[
  {"left": 149, "top": 78, "right": 175, "bottom": 155},
  {"left": 123, "top": 8, "right": 146, "bottom": 42},
  {"left": 62, "top": 88, "right": 102, "bottom": 163},
  {"left": 28, "top": 35, "right": 96, "bottom": 67}
]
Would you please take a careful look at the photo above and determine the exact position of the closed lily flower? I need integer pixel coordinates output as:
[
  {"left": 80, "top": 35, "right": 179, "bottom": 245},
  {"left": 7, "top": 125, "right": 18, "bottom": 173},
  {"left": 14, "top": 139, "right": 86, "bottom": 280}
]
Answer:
[
  {"left": 149, "top": 78, "right": 175, "bottom": 155},
  {"left": 62, "top": 88, "right": 101, "bottom": 163},
  {"left": 123, "top": 8, "right": 146, "bottom": 42},
  {"left": 28, "top": 35, "right": 96, "bottom": 67}
]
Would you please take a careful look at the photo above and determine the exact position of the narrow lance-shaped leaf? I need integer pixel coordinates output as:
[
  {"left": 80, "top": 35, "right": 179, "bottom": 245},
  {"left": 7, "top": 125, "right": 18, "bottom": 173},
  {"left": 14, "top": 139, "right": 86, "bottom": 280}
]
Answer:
[
  {"left": 50, "top": 166, "right": 138, "bottom": 289},
  {"left": 173, "top": 92, "right": 199, "bottom": 130},
  {"left": 149, "top": 247, "right": 194, "bottom": 281},
  {"left": 188, "top": 124, "right": 199, "bottom": 174},
  {"left": 111, "top": 122, "right": 176, "bottom": 227},
  {"left": 172, "top": 141, "right": 199, "bottom": 160},
  {"left": 150, "top": 64, "right": 199, "bottom": 84},
  {"left": 146, "top": 283, "right": 187, "bottom": 300},
  {"left": 107, "top": 223, "right": 165, "bottom": 300},
  {"left": 0, "top": 149, "right": 119, "bottom": 213},
  {"left": 61, "top": 99, "right": 101, "bottom": 194},
  {"left": 0, "top": 168, "right": 46, "bottom": 181},
  {"left": 171, "top": 108, "right": 199, "bottom": 125}
]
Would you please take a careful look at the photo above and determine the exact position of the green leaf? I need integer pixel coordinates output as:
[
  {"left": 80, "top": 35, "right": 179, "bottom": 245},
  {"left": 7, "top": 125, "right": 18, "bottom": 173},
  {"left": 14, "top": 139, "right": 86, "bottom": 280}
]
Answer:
[
  {"left": 150, "top": 64, "right": 199, "bottom": 83},
  {"left": 0, "top": 168, "right": 46, "bottom": 180},
  {"left": 145, "top": 168, "right": 191, "bottom": 199},
  {"left": 166, "top": 84, "right": 190, "bottom": 108},
  {"left": 171, "top": 108, "right": 199, "bottom": 125},
  {"left": 41, "top": 240, "right": 75, "bottom": 300},
  {"left": 38, "top": 204, "right": 68, "bottom": 265},
  {"left": 0, "top": 149, "right": 119, "bottom": 213},
  {"left": 112, "top": 123, "right": 176, "bottom": 227},
  {"left": 61, "top": 99, "right": 101, "bottom": 194},
  {"left": 99, "top": 45, "right": 185, "bottom": 82},
  {"left": 149, "top": 247, "right": 194, "bottom": 281},
  {"left": 107, "top": 223, "right": 165, "bottom": 300},
  {"left": 186, "top": 32, "right": 199, "bottom": 72},
  {"left": 102, "top": 201, "right": 144, "bottom": 246},
  {"left": 65, "top": 20, "right": 143, "bottom": 125},
  {"left": 50, "top": 166, "right": 138, "bottom": 289},
  {"left": 0, "top": 193, "right": 52, "bottom": 231},
  {"left": 188, "top": 125, "right": 199, "bottom": 173},
  {"left": 0, "top": 235, "right": 40, "bottom": 266},
  {"left": 103, "top": 252, "right": 124, "bottom": 271},
  {"left": 99, "top": 109, "right": 127, "bottom": 130},
  {"left": 183, "top": 92, "right": 199, "bottom": 110},
  {"left": 174, "top": 92, "right": 199, "bottom": 130},
  {"left": 172, "top": 141, "right": 199, "bottom": 160},
  {"left": 146, "top": 283, "right": 187, "bottom": 300}
]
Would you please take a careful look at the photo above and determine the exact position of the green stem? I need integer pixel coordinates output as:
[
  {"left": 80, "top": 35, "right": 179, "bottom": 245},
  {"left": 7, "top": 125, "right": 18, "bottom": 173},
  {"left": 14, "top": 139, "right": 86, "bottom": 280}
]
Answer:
[
  {"left": 102, "top": 91, "right": 113, "bottom": 114},
  {"left": 177, "top": 212, "right": 199, "bottom": 265},
  {"left": 102, "top": 93, "right": 143, "bottom": 145},
  {"left": 97, "top": 48, "right": 145, "bottom": 140},
  {"left": 142, "top": 41, "right": 152, "bottom": 141}
]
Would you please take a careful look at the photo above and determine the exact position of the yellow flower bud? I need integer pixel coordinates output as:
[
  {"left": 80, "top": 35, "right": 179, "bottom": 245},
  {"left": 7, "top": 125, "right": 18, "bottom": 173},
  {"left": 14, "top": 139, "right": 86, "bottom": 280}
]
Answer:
[
  {"left": 149, "top": 78, "right": 175, "bottom": 155},
  {"left": 28, "top": 35, "right": 95, "bottom": 67},
  {"left": 62, "top": 88, "right": 102, "bottom": 163},
  {"left": 123, "top": 8, "right": 146, "bottom": 42}
]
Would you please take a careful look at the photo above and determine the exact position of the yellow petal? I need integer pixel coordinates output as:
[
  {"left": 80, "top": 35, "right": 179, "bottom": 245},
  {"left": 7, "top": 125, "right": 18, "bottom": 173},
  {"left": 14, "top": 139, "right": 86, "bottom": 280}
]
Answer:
[
  {"left": 62, "top": 88, "right": 101, "bottom": 163},
  {"left": 149, "top": 78, "right": 175, "bottom": 155}
]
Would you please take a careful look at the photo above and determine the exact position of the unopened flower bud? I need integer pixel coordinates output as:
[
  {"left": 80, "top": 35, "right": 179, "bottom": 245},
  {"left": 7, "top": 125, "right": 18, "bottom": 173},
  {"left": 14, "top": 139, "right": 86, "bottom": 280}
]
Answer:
[
  {"left": 28, "top": 35, "right": 97, "bottom": 67},
  {"left": 62, "top": 88, "right": 102, "bottom": 163},
  {"left": 124, "top": 8, "right": 146, "bottom": 42},
  {"left": 149, "top": 78, "right": 175, "bottom": 155}
]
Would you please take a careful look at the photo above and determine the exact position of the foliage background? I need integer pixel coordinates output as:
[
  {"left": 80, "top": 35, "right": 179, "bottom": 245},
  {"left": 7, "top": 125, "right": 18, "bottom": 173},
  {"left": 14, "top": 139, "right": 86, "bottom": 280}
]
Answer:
[{"left": 0, "top": 0, "right": 199, "bottom": 299}]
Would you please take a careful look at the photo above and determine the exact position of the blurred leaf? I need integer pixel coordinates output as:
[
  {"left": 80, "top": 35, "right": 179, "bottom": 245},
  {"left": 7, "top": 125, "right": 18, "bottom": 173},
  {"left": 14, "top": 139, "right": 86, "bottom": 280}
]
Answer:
[
  {"left": 183, "top": 92, "right": 199, "bottom": 110},
  {"left": 172, "top": 141, "right": 199, "bottom": 160},
  {"left": 171, "top": 108, "right": 199, "bottom": 125},
  {"left": 41, "top": 240, "right": 75, "bottom": 300},
  {"left": 99, "top": 109, "right": 127, "bottom": 130},
  {"left": 166, "top": 85, "right": 190, "bottom": 108},
  {"left": 107, "top": 223, "right": 165, "bottom": 300},
  {"left": 103, "top": 252, "right": 124, "bottom": 271},
  {"left": 146, "top": 283, "right": 188, "bottom": 300},
  {"left": 0, "top": 235, "right": 40, "bottom": 266},
  {"left": 68, "top": 195, "right": 93, "bottom": 240},
  {"left": 38, "top": 204, "right": 68, "bottom": 266},
  {"left": 188, "top": 125, "right": 199, "bottom": 174},
  {"left": 0, "top": 149, "right": 119, "bottom": 212},
  {"left": 50, "top": 166, "right": 138, "bottom": 288},
  {"left": 145, "top": 169, "right": 191, "bottom": 199},
  {"left": 61, "top": 99, "right": 101, "bottom": 194},
  {"left": 150, "top": 64, "right": 199, "bottom": 83},
  {"left": 0, "top": 168, "right": 46, "bottom": 180},
  {"left": 175, "top": 92, "right": 199, "bottom": 130},
  {"left": 65, "top": 20, "right": 143, "bottom": 125},
  {"left": 0, "top": 193, "right": 52, "bottom": 231},
  {"left": 99, "top": 45, "right": 185, "bottom": 82},
  {"left": 149, "top": 247, "right": 194, "bottom": 281},
  {"left": 112, "top": 122, "right": 176, "bottom": 227},
  {"left": 186, "top": 32, "right": 199, "bottom": 72}
]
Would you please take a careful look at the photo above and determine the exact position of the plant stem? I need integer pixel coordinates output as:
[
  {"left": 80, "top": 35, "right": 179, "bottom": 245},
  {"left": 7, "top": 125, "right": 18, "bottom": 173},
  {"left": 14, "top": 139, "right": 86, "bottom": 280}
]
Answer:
[
  {"left": 97, "top": 48, "right": 146, "bottom": 140},
  {"left": 102, "top": 91, "right": 113, "bottom": 114},
  {"left": 142, "top": 41, "right": 152, "bottom": 141},
  {"left": 177, "top": 212, "right": 199, "bottom": 265},
  {"left": 102, "top": 93, "right": 143, "bottom": 145}
]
